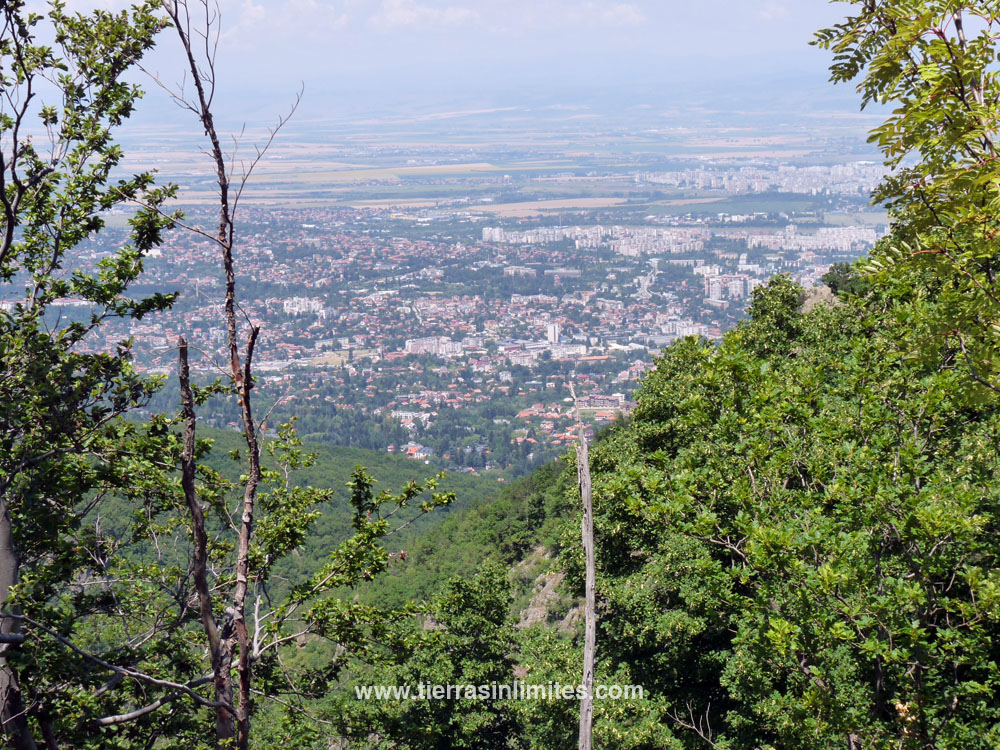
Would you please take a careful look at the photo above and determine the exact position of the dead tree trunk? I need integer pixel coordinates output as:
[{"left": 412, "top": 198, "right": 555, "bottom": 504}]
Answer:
[
  {"left": 179, "top": 338, "right": 236, "bottom": 744},
  {"left": 160, "top": 3, "right": 296, "bottom": 746},
  {"left": 576, "top": 428, "right": 596, "bottom": 750}
]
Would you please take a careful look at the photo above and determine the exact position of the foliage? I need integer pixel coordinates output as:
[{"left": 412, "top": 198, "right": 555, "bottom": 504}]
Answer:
[
  {"left": 822, "top": 261, "right": 870, "bottom": 298},
  {"left": 364, "top": 459, "right": 573, "bottom": 609},
  {"left": 334, "top": 565, "right": 521, "bottom": 749},
  {"left": 0, "top": 1, "right": 176, "bottom": 745},
  {"left": 547, "top": 277, "right": 1000, "bottom": 748},
  {"left": 12, "top": 414, "right": 457, "bottom": 748},
  {"left": 814, "top": 2, "right": 1000, "bottom": 390},
  {"left": 191, "top": 426, "right": 502, "bottom": 595}
]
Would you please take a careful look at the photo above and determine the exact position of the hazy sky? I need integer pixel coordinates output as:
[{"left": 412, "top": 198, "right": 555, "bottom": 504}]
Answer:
[
  {"left": 62, "top": 0, "right": 860, "bottom": 121},
  {"left": 205, "top": 0, "right": 844, "bottom": 86}
]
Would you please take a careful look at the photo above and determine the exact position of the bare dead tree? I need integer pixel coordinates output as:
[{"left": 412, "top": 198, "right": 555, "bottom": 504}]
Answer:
[
  {"left": 576, "top": 427, "right": 596, "bottom": 750},
  {"left": 570, "top": 381, "right": 596, "bottom": 750},
  {"left": 155, "top": 2, "right": 299, "bottom": 746}
]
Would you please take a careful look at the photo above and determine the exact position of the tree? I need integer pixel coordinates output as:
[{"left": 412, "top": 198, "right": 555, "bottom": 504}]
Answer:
[
  {"left": 153, "top": 0, "right": 288, "bottom": 737},
  {"left": 142, "top": 3, "right": 455, "bottom": 747},
  {"left": 334, "top": 565, "right": 522, "bottom": 749},
  {"left": 575, "top": 429, "right": 595, "bottom": 750},
  {"left": 0, "top": 2, "right": 175, "bottom": 745},
  {"left": 814, "top": 2, "right": 1000, "bottom": 389},
  {"left": 821, "top": 262, "right": 869, "bottom": 298}
]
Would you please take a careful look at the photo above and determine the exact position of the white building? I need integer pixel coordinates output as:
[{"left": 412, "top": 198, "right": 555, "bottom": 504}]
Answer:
[
  {"left": 283, "top": 297, "right": 324, "bottom": 316},
  {"left": 404, "top": 336, "right": 462, "bottom": 357}
]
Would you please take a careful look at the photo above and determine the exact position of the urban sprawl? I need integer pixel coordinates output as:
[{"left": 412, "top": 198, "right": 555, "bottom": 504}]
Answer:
[{"left": 2, "top": 161, "right": 885, "bottom": 475}]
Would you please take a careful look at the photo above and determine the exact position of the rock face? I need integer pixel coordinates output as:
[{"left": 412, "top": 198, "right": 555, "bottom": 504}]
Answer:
[
  {"left": 557, "top": 605, "right": 583, "bottom": 634},
  {"left": 513, "top": 545, "right": 582, "bottom": 632},
  {"left": 518, "top": 571, "right": 565, "bottom": 628},
  {"left": 800, "top": 284, "right": 843, "bottom": 314}
]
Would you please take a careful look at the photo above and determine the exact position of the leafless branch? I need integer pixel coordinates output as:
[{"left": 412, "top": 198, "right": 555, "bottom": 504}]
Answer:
[
  {"left": 95, "top": 677, "right": 212, "bottom": 726},
  {"left": 667, "top": 702, "right": 719, "bottom": 748}
]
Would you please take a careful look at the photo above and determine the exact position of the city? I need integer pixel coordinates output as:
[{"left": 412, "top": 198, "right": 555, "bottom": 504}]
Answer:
[{"left": 4, "top": 157, "right": 885, "bottom": 475}]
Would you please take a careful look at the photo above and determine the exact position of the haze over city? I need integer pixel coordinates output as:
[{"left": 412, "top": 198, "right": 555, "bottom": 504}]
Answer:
[{"left": 81, "top": 0, "right": 865, "bottom": 128}]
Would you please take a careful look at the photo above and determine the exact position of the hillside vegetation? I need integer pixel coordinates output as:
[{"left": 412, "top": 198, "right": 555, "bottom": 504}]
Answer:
[
  {"left": 169, "top": 428, "right": 505, "bottom": 592},
  {"left": 323, "top": 270, "right": 1000, "bottom": 749}
]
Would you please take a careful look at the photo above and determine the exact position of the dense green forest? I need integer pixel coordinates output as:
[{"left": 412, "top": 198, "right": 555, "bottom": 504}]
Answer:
[{"left": 5, "top": 1, "right": 1000, "bottom": 748}]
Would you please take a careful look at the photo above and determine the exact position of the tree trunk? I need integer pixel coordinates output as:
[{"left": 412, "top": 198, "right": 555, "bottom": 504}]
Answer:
[
  {"left": 576, "top": 431, "right": 596, "bottom": 750},
  {"left": 178, "top": 339, "right": 236, "bottom": 746},
  {"left": 213, "top": 645, "right": 236, "bottom": 747},
  {"left": 0, "top": 498, "right": 37, "bottom": 750}
]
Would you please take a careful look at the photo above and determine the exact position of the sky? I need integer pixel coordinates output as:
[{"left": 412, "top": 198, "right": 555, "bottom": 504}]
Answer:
[{"left": 59, "top": 0, "right": 860, "bottom": 123}]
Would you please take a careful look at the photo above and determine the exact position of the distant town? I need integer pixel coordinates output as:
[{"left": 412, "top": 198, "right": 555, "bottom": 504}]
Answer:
[{"left": 2, "top": 158, "right": 885, "bottom": 476}]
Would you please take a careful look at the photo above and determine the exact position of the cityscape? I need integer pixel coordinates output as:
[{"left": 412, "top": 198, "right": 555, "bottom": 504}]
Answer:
[{"left": 5, "top": 157, "right": 885, "bottom": 475}]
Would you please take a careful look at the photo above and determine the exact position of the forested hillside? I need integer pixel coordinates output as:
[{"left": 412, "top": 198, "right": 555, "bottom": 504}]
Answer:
[{"left": 142, "top": 427, "right": 503, "bottom": 591}]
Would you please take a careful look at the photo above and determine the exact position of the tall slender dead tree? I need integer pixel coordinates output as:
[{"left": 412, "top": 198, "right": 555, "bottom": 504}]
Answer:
[
  {"left": 156, "top": 1, "right": 298, "bottom": 746},
  {"left": 570, "top": 382, "right": 596, "bottom": 750},
  {"left": 576, "top": 426, "right": 596, "bottom": 750}
]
